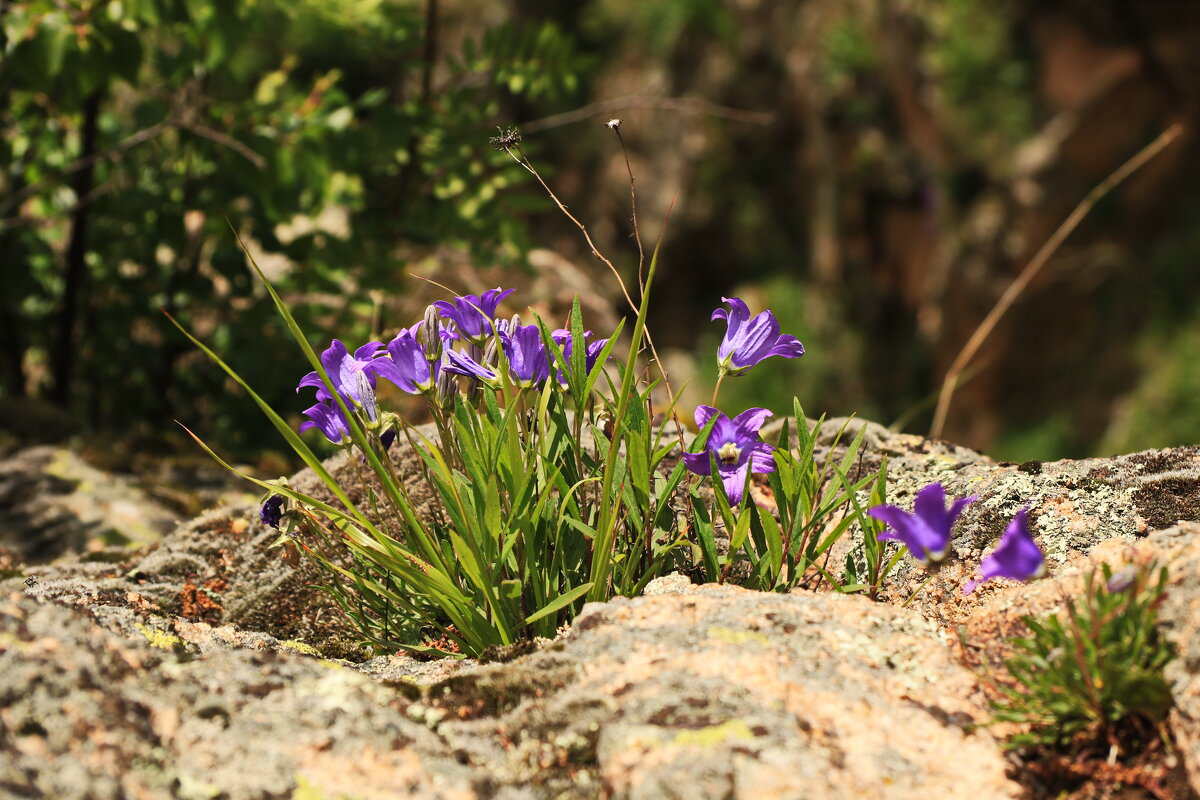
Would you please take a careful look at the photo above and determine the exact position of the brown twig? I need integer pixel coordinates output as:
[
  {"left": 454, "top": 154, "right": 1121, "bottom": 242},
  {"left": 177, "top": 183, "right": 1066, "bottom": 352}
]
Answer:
[
  {"left": 521, "top": 94, "right": 774, "bottom": 133},
  {"left": 609, "top": 122, "right": 645, "bottom": 292},
  {"left": 929, "top": 122, "right": 1185, "bottom": 439},
  {"left": 503, "top": 136, "right": 680, "bottom": 425}
]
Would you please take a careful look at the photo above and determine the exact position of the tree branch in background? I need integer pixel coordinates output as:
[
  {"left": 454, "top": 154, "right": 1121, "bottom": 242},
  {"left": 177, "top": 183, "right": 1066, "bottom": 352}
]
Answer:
[
  {"left": 929, "top": 122, "right": 1186, "bottom": 439},
  {"left": 51, "top": 91, "right": 103, "bottom": 405},
  {"left": 0, "top": 120, "right": 168, "bottom": 219}
]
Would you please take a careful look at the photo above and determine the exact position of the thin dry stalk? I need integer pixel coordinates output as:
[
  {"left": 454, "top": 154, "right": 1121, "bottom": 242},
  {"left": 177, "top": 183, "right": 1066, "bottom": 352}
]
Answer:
[
  {"left": 930, "top": 122, "right": 1185, "bottom": 439},
  {"left": 502, "top": 136, "right": 679, "bottom": 411}
]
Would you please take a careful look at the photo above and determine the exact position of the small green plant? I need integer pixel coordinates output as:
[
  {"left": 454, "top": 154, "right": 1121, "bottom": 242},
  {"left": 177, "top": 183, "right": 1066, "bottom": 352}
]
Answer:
[
  {"left": 171, "top": 131, "right": 895, "bottom": 658},
  {"left": 991, "top": 562, "right": 1176, "bottom": 751}
]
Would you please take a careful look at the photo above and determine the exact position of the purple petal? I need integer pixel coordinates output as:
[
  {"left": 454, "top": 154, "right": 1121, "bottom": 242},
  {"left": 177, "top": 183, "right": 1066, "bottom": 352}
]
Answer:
[
  {"left": 748, "top": 444, "right": 776, "bottom": 474},
  {"left": 296, "top": 371, "right": 333, "bottom": 402},
  {"left": 694, "top": 404, "right": 720, "bottom": 431},
  {"left": 765, "top": 334, "right": 805, "bottom": 359},
  {"left": 732, "top": 407, "right": 773, "bottom": 441},
  {"left": 353, "top": 341, "right": 384, "bottom": 361},
  {"left": 719, "top": 461, "right": 750, "bottom": 505},
  {"left": 502, "top": 324, "right": 549, "bottom": 385},
  {"left": 443, "top": 348, "right": 498, "bottom": 383},
  {"left": 913, "top": 483, "right": 948, "bottom": 530},
  {"left": 728, "top": 311, "right": 780, "bottom": 369},
  {"left": 964, "top": 508, "right": 1046, "bottom": 594},
  {"left": 980, "top": 508, "right": 1045, "bottom": 583},
  {"left": 867, "top": 504, "right": 949, "bottom": 564},
  {"left": 682, "top": 450, "right": 712, "bottom": 476}
]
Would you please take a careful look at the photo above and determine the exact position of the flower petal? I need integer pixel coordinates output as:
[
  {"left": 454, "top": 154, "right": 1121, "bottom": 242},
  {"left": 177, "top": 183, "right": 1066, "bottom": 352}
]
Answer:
[
  {"left": 694, "top": 404, "right": 720, "bottom": 431},
  {"left": 765, "top": 334, "right": 805, "bottom": 359},
  {"left": 682, "top": 450, "right": 712, "bottom": 476},
  {"left": 719, "top": 461, "right": 750, "bottom": 505},
  {"left": 732, "top": 407, "right": 773, "bottom": 440}
]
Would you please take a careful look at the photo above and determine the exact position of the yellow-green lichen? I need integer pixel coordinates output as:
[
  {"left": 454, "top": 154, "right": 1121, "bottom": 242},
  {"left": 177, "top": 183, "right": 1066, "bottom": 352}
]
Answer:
[
  {"left": 706, "top": 625, "right": 770, "bottom": 647},
  {"left": 280, "top": 640, "right": 322, "bottom": 657},
  {"left": 136, "top": 624, "right": 185, "bottom": 651},
  {"left": 292, "top": 775, "right": 361, "bottom": 800},
  {"left": 672, "top": 719, "right": 754, "bottom": 747}
]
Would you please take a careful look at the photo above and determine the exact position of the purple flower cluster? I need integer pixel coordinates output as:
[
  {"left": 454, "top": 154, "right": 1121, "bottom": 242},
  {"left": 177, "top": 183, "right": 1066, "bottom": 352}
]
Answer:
[
  {"left": 867, "top": 483, "right": 1047, "bottom": 593},
  {"left": 294, "top": 288, "right": 612, "bottom": 443}
]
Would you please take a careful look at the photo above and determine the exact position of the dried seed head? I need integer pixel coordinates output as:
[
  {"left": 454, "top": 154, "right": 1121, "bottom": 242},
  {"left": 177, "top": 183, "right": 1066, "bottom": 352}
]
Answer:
[
  {"left": 605, "top": 118, "right": 621, "bottom": 130},
  {"left": 489, "top": 126, "right": 522, "bottom": 152}
]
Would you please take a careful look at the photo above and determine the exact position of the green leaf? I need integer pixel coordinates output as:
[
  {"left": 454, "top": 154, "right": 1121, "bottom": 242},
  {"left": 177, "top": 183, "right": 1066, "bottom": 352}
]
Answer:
[{"left": 525, "top": 581, "right": 593, "bottom": 624}]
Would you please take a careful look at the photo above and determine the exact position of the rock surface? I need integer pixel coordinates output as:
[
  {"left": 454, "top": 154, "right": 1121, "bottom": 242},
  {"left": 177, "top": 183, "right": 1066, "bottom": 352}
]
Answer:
[
  {"left": 0, "top": 581, "right": 1019, "bottom": 799},
  {"left": 0, "top": 446, "right": 180, "bottom": 562},
  {"left": 3, "top": 429, "right": 1200, "bottom": 798}
]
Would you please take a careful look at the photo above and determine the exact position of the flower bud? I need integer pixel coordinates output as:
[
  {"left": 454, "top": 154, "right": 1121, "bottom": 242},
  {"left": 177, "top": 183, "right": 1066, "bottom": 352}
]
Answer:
[
  {"left": 436, "top": 365, "right": 458, "bottom": 410},
  {"left": 481, "top": 337, "right": 500, "bottom": 369},
  {"left": 421, "top": 305, "right": 443, "bottom": 362},
  {"left": 354, "top": 371, "right": 378, "bottom": 423}
]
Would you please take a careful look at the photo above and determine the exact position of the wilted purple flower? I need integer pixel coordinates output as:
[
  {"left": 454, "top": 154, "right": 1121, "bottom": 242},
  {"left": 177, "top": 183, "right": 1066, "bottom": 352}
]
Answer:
[
  {"left": 868, "top": 483, "right": 978, "bottom": 566},
  {"left": 443, "top": 347, "right": 501, "bottom": 387},
  {"left": 375, "top": 328, "right": 442, "bottom": 394},
  {"left": 682, "top": 405, "right": 775, "bottom": 505},
  {"left": 963, "top": 507, "right": 1046, "bottom": 594},
  {"left": 297, "top": 339, "right": 384, "bottom": 405},
  {"left": 502, "top": 323, "right": 550, "bottom": 387},
  {"left": 300, "top": 400, "right": 352, "bottom": 444},
  {"left": 434, "top": 288, "right": 515, "bottom": 343},
  {"left": 260, "top": 494, "right": 285, "bottom": 528},
  {"left": 712, "top": 297, "right": 805, "bottom": 376}
]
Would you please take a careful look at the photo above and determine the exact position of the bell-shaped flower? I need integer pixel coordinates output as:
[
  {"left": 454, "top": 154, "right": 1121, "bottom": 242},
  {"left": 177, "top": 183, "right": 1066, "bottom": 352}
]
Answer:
[
  {"left": 551, "top": 328, "right": 610, "bottom": 383},
  {"left": 682, "top": 405, "right": 776, "bottom": 505},
  {"left": 712, "top": 297, "right": 804, "bottom": 377},
  {"left": 868, "top": 483, "right": 978, "bottom": 566},
  {"left": 375, "top": 328, "right": 442, "bottom": 395},
  {"left": 434, "top": 287, "right": 514, "bottom": 343},
  {"left": 297, "top": 339, "right": 384, "bottom": 405},
  {"left": 963, "top": 507, "right": 1046, "bottom": 594},
  {"left": 502, "top": 323, "right": 550, "bottom": 387},
  {"left": 299, "top": 400, "right": 352, "bottom": 445}
]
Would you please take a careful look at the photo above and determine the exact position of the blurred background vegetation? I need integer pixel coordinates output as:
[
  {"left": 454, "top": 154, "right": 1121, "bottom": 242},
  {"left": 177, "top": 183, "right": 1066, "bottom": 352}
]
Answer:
[{"left": 2, "top": 0, "right": 1198, "bottom": 468}]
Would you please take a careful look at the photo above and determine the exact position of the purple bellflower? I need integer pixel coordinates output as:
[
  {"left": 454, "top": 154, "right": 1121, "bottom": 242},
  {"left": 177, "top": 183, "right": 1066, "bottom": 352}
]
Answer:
[
  {"left": 297, "top": 339, "right": 384, "bottom": 405},
  {"left": 551, "top": 329, "right": 610, "bottom": 381},
  {"left": 682, "top": 405, "right": 776, "bottom": 505},
  {"left": 434, "top": 287, "right": 515, "bottom": 343},
  {"left": 375, "top": 327, "right": 442, "bottom": 395},
  {"left": 868, "top": 483, "right": 978, "bottom": 566},
  {"left": 260, "top": 494, "right": 285, "bottom": 529},
  {"left": 300, "top": 400, "right": 352, "bottom": 445},
  {"left": 963, "top": 507, "right": 1046, "bottom": 594},
  {"left": 502, "top": 323, "right": 550, "bottom": 387},
  {"left": 712, "top": 297, "right": 805, "bottom": 377}
]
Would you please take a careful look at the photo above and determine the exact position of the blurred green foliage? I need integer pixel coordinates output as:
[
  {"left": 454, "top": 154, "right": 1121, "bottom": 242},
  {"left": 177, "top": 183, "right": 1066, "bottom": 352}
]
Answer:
[{"left": 0, "top": 0, "right": 583, "bottom": 455}]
